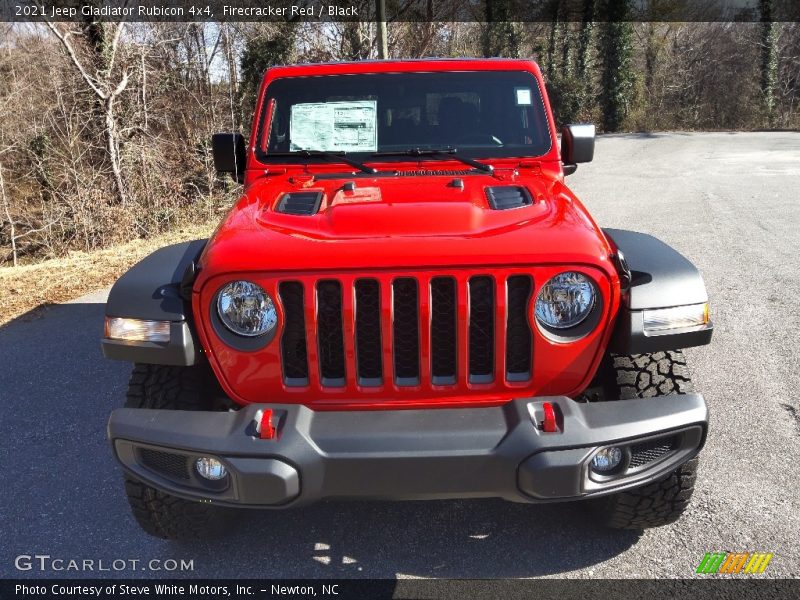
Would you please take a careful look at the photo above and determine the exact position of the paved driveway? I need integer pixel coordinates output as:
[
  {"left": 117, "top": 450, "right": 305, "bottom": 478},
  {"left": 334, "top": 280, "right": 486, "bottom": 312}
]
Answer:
[{"left": 1, "top": 133, "right": 798, "bottom": 579}]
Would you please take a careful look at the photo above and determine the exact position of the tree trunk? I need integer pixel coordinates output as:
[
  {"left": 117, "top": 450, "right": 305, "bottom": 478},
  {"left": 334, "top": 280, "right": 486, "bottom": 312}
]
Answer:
[
  {"left": 598, "top": 1, "right": 635, "bottom": 132},
  {"left": 0, "top": 162, "right": 16, "bottom": 267},
  {"left": 376, "top": 0, "right": 389, "bottom": 59},
  {"left": 760, "top": 0, "right": 779, "bottom": 126},
  {"left": 577, "top": 0, "right": 594, "bottom": 81},
  {"left": 105, "top": 96, "right": 127, "bottom": 206}
]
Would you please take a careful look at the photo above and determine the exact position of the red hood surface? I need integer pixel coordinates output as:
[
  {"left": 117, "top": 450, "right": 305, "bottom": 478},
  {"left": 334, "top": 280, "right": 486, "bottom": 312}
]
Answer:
[{"left": 195, "top": 166, "right": 616, "bottom": 286}]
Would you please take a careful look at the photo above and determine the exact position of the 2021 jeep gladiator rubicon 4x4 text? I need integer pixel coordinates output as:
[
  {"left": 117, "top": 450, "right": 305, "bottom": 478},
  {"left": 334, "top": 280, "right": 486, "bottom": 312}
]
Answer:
[{"left": 103, "top": 59, "right": 713, "bottom": 539}]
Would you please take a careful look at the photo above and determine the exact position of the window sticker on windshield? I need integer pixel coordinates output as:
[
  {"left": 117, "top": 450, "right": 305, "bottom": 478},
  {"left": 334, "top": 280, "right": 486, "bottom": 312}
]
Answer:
[
  {"left": 290, "top": 101, "right": 377, "bottom": 153},
  {"left": 515, "top": 87, "right": 532, "bottom": 106}
]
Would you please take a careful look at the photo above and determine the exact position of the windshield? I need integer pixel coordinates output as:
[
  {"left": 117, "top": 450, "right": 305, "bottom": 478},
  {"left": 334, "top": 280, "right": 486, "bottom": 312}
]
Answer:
[{"left": 257, "top": 71, "right": 552, "bottom": 163}]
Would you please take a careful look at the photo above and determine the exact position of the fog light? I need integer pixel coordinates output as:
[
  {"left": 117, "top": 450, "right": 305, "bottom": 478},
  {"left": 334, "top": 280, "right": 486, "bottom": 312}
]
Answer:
[
  {"left": 591, "top": 447, "right": 623, "bottom": 473},
  {"left": 195, "top": 457, "right": 227, "bottom": 481}
]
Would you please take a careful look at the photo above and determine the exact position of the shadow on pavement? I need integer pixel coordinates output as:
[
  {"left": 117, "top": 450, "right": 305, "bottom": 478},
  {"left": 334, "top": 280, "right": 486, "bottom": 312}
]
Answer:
[{"left": 1, "top": 302, "right": 640, "bottom": 579}]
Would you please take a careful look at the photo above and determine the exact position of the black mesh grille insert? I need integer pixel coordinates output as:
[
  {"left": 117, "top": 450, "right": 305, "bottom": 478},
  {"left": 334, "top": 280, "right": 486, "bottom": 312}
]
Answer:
[
  {"left": 279, "top": 281, "right": 309, "bottom": 385},
  {"left": 355, "top": 279, "right": 382, "bottom": 385},
  {"left": 276, "top": 191, "right": 323, "bottom": 215},
  {"left": 506, "top": 275, "right": 533, "bottom": 381},
  {"left": 469, "top": 276, "right": 495, "bottom": 382},
  {"left": 486, "top": 186, "right": 533, "bottom": 210},
  {"left": 316, "top": 280, "right": 346, "bottom": 385},
  {"left": 629, "top": 437, "right": 677, "bottom": 469},
  {"left": 139, "top": 448, "right": 189, "bottom": 481},
  {"left": 430, "top": 277, "right": 457, "bottom": 384},
  {"left": 392, "top": 278, "right": 420, "bottom": 384}
]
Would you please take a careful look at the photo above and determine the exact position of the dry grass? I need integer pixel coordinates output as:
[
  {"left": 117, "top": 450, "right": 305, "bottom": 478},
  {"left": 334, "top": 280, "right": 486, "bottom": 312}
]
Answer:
[{"left": 0, "top": 223, "right": 215, "bottom": 326}]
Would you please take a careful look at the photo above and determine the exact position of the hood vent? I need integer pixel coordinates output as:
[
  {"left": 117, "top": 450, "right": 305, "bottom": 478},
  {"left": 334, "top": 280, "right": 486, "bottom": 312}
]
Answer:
[
  {"left": 486, "top": 186, "right": 533, "bottom": 210},
  {"left": 276, "top": 191, "right": 323, "bottom": 215}
]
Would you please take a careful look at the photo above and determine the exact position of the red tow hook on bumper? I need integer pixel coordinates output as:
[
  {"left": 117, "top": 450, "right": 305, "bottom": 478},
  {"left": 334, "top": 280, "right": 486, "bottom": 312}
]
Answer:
[
  {"left": 541, "top": 402, "right": 559, "bottom": 433},
  {"left": 256, "top": 409, "right": 276, "bottom": 439}
]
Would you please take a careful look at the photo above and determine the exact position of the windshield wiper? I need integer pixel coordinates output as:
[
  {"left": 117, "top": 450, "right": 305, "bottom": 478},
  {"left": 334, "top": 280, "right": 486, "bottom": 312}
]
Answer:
[
  {"left": 372, "top": 147, "right": 494, "bottom": 173},
  {"left": 266, "top": 150, "right": 377, "bottom": 174}
]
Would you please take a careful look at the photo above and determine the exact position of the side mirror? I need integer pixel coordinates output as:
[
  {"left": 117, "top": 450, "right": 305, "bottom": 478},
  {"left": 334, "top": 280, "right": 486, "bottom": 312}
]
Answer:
[
  {"left": 560, "top": 124, "right": 595, "bottom": 176},
  {"left": 212, "top": 133, "right": 246, "bottom": 183}
]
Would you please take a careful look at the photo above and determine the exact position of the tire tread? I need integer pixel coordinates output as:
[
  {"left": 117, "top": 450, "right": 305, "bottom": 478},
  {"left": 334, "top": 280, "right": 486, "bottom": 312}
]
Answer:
[{"left": 122, "top": 363, "right": 230, "bottom": 540}]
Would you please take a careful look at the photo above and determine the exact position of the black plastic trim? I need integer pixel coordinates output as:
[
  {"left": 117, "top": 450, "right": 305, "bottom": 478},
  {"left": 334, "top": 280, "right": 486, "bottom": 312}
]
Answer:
[
  {"left": 212, "top": 133, "right": 246, "bottom": 183},
  {"left": 105, "top": 240, "right": 206, "bottom": 322},
  {"left": 276, "top": 191, "right": 324, "bottom": 215},
  {"left": 103, "top": 241, "right": 206, "bottom": 365},
  {"left": 604, "top": 228, "right": 713, "bottom": 352},
  {"left": 561, "top": 123, "right": 595, "bottom": 164},
  {"left": 485, "top": 186, "right": 533, "bottom": 210},
  {"left": 108, "top": 393, "right": 708, "bottom": 508},
  {"left": 603, "top": 229, "right": 708, "bottom": 310}
]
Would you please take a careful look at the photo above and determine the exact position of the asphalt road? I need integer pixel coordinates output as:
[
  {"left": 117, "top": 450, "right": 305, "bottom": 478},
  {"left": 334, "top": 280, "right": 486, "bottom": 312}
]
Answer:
[{"left": 1, "top": 132, "right": 799, "bottom": 580}]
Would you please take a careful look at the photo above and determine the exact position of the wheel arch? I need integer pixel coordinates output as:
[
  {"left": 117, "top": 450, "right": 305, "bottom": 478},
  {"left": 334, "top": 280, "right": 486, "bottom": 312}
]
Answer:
[
  {"left": 102, "top": 240, "right": 206, "bottom": 366},
  {"left": 603, "top": 229, "right": 713, "bottom": 354}
]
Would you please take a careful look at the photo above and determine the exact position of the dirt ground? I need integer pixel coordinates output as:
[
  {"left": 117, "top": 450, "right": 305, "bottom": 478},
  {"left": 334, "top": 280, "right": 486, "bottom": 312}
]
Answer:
[{"left": 0, "top": 223, "right": 213, "bottom": 326}]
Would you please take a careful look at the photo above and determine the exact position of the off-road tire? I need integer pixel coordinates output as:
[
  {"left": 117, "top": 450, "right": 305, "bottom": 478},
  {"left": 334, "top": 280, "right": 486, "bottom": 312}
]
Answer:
[
  {"left": 610, "top": 351, "right": 694, "bottom": 399},
  {"left": 122, "top": 363, "right": 233, "bottom": 540},
  {"left": 591, "top": 350, "right": 700, "bottom": 530}
]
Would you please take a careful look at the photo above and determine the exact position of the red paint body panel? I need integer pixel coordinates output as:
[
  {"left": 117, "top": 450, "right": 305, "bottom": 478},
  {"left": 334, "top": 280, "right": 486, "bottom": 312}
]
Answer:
[{"left": 193, "top": 59, "right": 620, "bottom": 410}]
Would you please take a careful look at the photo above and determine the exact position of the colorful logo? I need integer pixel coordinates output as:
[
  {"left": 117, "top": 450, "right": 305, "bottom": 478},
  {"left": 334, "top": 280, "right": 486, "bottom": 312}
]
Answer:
[{"left": 696, "top": 552, "right": 773, "bottom": 574}]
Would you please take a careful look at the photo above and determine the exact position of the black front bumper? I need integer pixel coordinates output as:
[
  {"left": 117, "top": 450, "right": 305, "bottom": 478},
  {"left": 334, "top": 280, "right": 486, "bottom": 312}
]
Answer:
[{"left": 107, "top": 395, "right": 708, "bottom": 507}]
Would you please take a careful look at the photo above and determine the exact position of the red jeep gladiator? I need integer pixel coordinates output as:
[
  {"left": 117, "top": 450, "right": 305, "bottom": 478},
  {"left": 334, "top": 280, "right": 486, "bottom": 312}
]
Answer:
[{"left": 103, "top": 59, "right": 713, "bottom": 539}]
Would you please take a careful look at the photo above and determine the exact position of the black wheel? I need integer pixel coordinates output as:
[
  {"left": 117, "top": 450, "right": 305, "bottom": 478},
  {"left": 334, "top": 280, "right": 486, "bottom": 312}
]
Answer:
[
  {"left": 122, "top": 363, "right": 233, "bottom": 540},
  {"left": 589, "top": 350, "right": 700, "bottom": 529}
]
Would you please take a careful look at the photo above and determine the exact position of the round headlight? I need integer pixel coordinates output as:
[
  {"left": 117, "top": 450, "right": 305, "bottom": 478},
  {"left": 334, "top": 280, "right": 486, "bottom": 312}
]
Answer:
[
  {"left": 217, "top": 281, "right": 277, "bottom": 337},
  {"left": 535, "top": 271, "right": 596, "bottom": 329}
]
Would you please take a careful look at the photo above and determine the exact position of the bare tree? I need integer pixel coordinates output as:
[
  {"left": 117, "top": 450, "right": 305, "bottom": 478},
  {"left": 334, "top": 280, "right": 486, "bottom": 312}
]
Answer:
[
  {"left": 45, "top": 21, "right": 130, "bottom": 205},
  {"left": 0, "top": 158, "right": 15, "bottom": 266}
]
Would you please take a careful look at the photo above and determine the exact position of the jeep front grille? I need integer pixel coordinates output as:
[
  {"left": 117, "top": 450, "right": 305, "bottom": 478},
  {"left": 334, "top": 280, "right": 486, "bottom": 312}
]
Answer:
[{"left": 277, "top": 271, "right": 535, "bottom": 390}]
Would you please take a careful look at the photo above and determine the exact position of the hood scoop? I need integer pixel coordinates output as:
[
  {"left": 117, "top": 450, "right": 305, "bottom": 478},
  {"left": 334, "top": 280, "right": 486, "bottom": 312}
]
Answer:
[
  {"left": 276, "top": 191, "right": 323, "bottom": 215},
  {"left": 486, "top": 186, "right": 533, "bottom": 210}
]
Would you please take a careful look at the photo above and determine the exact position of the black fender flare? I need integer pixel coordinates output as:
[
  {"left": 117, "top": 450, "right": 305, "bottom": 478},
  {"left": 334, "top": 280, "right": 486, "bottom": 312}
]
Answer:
[
  {"left": 604, "top": 229, "right": 713, "bottom": 354},
  {"left": 102, "top": 240, "right": 206, "bottom": 365}
]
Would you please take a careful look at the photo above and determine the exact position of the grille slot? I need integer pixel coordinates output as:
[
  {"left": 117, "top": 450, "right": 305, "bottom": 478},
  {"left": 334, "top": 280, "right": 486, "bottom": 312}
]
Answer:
[
  {"left": 276, "top": 191, "right": 323, "bottom": 215},
  {"left": 486, "top": 186, "right": 533, "bottom": 210},
  {"left": 139, "top": 448, "right": 190, "bottom": 481},
  {"left": 506, "top": 275, "right": 533, "bottom": 381},
  {"left": 430, "top": 277, "right": 458, "bottom": 385},
  {"left": 316, "top": 280, "right": 346, "bottom": 386},
  {"left": 279, "top": 281, "right": 309, "bottom": 386},
  {"left": 355, "top": 279, "right": 382, "bottom": 385},
  {"left": 468, "top": 276, "right": 495, "bottom": 383},
  {"left": 629, "top": 437, "right": 677, "bottom": 469},
  {"left": 392, "top": 278, "right": 420, "bottom": 385}
]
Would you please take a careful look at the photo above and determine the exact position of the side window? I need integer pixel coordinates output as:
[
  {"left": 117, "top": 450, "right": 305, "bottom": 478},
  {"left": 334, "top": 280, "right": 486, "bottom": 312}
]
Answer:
[{"left": 268, "top": 101, "right": 289, "bottom": 152}]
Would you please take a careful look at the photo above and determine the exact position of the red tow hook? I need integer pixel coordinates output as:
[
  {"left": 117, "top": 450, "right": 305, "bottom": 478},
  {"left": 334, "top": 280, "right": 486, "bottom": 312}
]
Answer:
[
  {"left": 256, "top": 409, "right": 276, "bottom": 440},
  {"left": 541, "top": 402, "right": 559, "bottom": 433}
]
